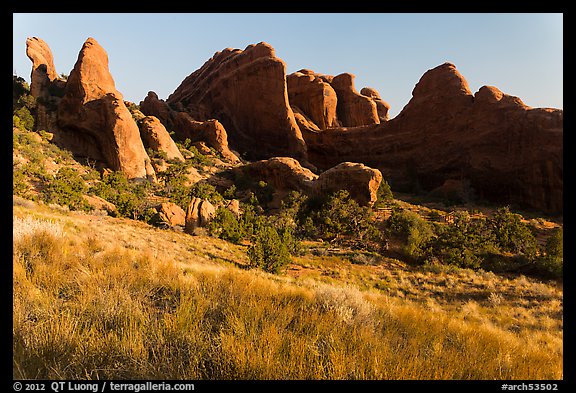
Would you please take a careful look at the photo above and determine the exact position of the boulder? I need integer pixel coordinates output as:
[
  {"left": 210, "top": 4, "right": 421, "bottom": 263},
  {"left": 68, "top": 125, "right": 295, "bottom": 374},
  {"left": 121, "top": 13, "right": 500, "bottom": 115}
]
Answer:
[
  {"left": 313, "top": 162, "right": 382, "bottom": 207},
  {"left": 234, "top": 157, "right": 381, "bottom": 207},
  {"left": 185, "top": 197, "right": 216, "bottom": 234},
  {"left": 83, "top": 194, "right": 117, "bottom": 215},
  {"left": 234, "top": 157, "right": 317, "bottom": 193},
  {"left": 138, "top": 116, "right": 184, "bottom": 162},
  {"left": 226, "top": 199, "right": 242, "bottom": 218},
  {"left": 167, "top": 42, "right": 309, "bottom": 165},
  {"left": 157, "top": 202, "right": 186, "bottom": 227},
  {"left": 57, "top": 37, "right": 155, "bottom": 181}
]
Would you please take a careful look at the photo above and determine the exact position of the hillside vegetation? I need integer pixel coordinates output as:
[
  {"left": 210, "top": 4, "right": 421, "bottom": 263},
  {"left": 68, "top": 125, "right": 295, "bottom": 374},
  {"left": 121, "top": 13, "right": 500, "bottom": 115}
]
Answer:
[{"left": 13, "top": 200, "right": 562, "bottom": 379}]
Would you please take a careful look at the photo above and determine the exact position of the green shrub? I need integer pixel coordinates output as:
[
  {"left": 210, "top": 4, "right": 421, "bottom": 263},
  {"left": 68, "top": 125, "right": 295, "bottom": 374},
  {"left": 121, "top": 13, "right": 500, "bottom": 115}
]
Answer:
[
  {"left": 387, "top": 208, "right": 434, "bottom": 260},
  {"left": 490, "top": 207, "right": 538, "bottom": 258},
  {"left": 91, "top": 172, "right": 149, "bottom": 219},
  {"left": 42, "top": 167, "right": 90, "bottom": 211},
  {"left": 301, "top": 190, "right": 378, "bottom": 244},
  {"left": 374, "top": 179, "right": 394, "bottom": 208},
  {"left": 223, "top": 185, "right": 237, "bottom": 199},
  {"left": 530, "top": 228, "right": 563, "bottom": 278},
  {"left": 425, "top": 212, "right": 495, "bottom": 269},
  {"left": 208, "top": 207, "right": 245, "bottom": 243},
  {"left": 247, "top": 224, "right": 292, "bottom": 274},
  {"left": 13, "top": 167, "right": 30, "bottom": 198},
  {"left": 190, "top": 182, "right": 223, "bottom": 205},
  {"left": 156, "top": 161, "right": 193, "bottom": 209},
  {"left": 13, "top": 107, "right": 35, "bottom": 131},
  {"left": 545, "top": 227, "right": 563, "bottom": 261}
]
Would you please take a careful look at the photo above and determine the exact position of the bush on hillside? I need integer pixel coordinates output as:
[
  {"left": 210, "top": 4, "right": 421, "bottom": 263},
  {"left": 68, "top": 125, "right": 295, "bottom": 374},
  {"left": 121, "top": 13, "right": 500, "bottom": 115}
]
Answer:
[
  {"left": 424, "top": 211, "right": 495, "bottom": 269},
  {"left": 374, "top": 179, "right": 394, "bottom": 208},
  {"left": 386, "top": 208, "right": 434, "bottom": 260},
  {"left": 91, "top": 171, "right": 150, "bottom": 219},
  {"left": 247, "top": 223, "right": 292, "bottom": 274},
  {"left": 42, "top": 167, "right": 90, "bottom": 211},
  {"left": 300, "top": 190, "right": 379, "bottom": 245}
]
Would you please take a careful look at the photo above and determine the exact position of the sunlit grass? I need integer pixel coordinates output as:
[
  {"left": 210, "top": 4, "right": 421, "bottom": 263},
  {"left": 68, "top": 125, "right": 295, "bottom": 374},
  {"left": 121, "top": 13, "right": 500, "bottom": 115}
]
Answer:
[{"left": 13, "top": 204, "right": 562, "bottom": 380}]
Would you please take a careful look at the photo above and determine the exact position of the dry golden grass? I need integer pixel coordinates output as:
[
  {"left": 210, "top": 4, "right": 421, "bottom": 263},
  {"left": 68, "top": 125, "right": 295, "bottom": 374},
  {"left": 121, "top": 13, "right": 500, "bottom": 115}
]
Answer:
[{"left": 13, "top": 201, "right": 562, "bottom": 380}]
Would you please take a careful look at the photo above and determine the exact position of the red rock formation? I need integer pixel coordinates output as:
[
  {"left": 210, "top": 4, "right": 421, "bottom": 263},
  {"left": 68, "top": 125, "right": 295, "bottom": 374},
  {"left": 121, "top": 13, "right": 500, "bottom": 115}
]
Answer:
[
  {"left": 302, "top": 63, "right": 563, "bottom": 213},
  {"left": 171, "top": 113, "right": 239, "bottom": 163},
  {"left": 25, "top": 37, "right": 60, "bottom": 99},
  {"left": 157, "top": 202, "right": 186, "bottom": 227},
  {"left": 138, "top": 116, "right": 184, "bottom": 162},
  {"left": 313, "top": 162, "right": 383, "bottom": 207},
  {"left": 330, "top": 73, "right": 380, "bottom": 127},
  {"left": 185, "top": 197, "right": 216, "bottom": 234},
  {"left": 234, "top": 157, "right": 317, "bottom": 193},
  {"left": 234, "top": 157, "right": 382, "bottom": 206},
  {"left": 360, "top": 87, "right": 390, "bottom": 121},
  {"left": 57, "top": 37, "right": 155, "bottom": 181},
  {"left": 287, "top": 70, "right": 338, "bottom": 129},
  {"left": 140, "top": 91, "right": 239, "bottom": 163},
  {"left": 140, "top": 91, "right": 172, "bottom": 127},
  {"left": 166, "top": 42, "right": 309, "bottom": 165},
  {"left": 25, "top": 37, "right": 66, "bottom": 133}
]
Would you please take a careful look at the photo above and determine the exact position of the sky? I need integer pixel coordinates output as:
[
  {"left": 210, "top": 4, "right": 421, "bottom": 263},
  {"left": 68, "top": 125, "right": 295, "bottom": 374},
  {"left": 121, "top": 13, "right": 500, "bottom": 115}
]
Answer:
[{"left": 13, "top": 13, "right": 563, "bottom": 118}]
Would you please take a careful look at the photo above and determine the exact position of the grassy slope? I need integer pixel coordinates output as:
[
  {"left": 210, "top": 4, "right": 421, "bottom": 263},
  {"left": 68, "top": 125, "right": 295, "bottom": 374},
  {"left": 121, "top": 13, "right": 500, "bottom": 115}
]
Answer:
[{"left": 13, "top": 199, "right": 563, "bottom": 380}]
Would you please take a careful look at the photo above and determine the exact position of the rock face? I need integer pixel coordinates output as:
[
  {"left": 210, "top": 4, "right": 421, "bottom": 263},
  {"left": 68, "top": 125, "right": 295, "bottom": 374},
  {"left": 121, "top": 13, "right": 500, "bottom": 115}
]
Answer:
[
  {"left": 302, "top": 63, "right": 563, "bottom": 213},
  {"left": 287, "top": 70, "right": 338, "bottom": 129},
  {"left": 166, "top": 42, "right": 309, "bottom": 165},
  {"left": 330, "top": 73, "right": 380, "bottom": 127},
  {"left": 138, "top": 116, "right": 184, "bottom": 162},
  {"left": 57, "top": 38, "right": 155, "bottom": 181},
  {"left": 185, "top": 197, "right": 216, "bottom": 234},
  {"left": 234, "top": 157, "right": 382, "bottom": 207}
]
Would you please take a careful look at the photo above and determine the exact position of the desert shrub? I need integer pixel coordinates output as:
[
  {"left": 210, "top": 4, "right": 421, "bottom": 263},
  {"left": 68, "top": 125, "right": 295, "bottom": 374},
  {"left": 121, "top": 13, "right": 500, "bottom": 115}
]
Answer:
[
  {"left": 374, "top": 179, "right": 394, "bottom": 208},
  {"left": 300, "top": 190, "right": 379, "bottom": 245},
  {"left": 91, "top": 171, "right": 149, "bottom": 219},
  {"left": 13, "top": 167, "right": 30, "bottom": 198},
  {"left": 387, "top": 208, "right": 434, "bottom": 260},
  {"left": 187, "top": 145, "right": 215, "bottom": 168},
  {"left": 42, "top": 167, "right": 90, "bottom": 211},
  {"left": 13, "top": 75, "right": 30, "bottom": 105},
  {"left": 425, "top": 211, "right": 495, "bottom": 269},
  {"left": 223, "top": 184, "right": 237, "bottom": 199},
  {"left": 157, "top": 161, "right": 193, "bottom": 209},
  {"left": 247, "top": 223, "right": 292, "bottom": 274},
  {"left": 208, "top": 207, "right": 244, "bottom": 244},
  {"left": 189, "top": 182, "right": 223, "bottom": 205},
  {"left": 13, "top": 107, "right": 35, "bottom": 131},
  {"left": 490, "top": 206, "right": 538, "bottom": 258},
  {"left": 531, "top": 228, "right": 563, "bottom": 278},
  {"left": 13, "top": 76, "right": 36, "bottom": 131}
]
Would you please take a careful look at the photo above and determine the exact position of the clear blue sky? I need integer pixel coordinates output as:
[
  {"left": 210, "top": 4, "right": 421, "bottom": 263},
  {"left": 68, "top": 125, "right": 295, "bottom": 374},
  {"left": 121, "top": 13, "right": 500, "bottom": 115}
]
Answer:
[{"left": 13, "top": 13, "right": 563, "bottom": 118}]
